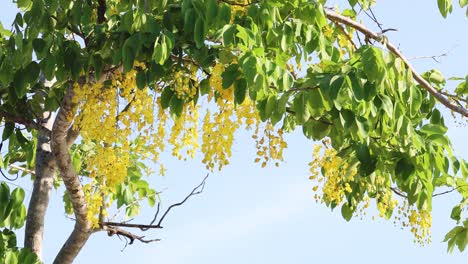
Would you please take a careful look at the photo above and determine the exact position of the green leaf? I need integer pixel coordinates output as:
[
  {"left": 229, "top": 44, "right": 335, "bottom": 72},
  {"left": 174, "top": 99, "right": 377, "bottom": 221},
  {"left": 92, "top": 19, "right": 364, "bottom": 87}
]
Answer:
[
  {"left": 152, "top": 33, "right": 173, "bottom": 65},
  {"left": 455, "top": 229, "right": 467, "bottom": 252},
  {"left": 293, "top": 92, "right": 310, "bottom": 124},
  {"left": 194, "top": 17, "right": 206, "bottom": 48},
  {"left": 395, "top": 157, "right": 415, "bottom": 182},
  {"left": 379, "top": 94, "right": 393, "bottom": 118},
  {"left": 169, "top": 95, "right": 184, "bottom": 117},
  {"left": 420, "top": 123, "right": 448, "bottom": 136},
  {"left": 10, "top": 188, "right": 25, "bottom": 209},
  {"left": 200, "top": 78, "right": 210, "bottom": 95},
  {"left": 341, "top": 203, "right": 354, "bottom": 221},
  {"left": 234, "top": 78, "right": 247, "bottom": 105},
  {"left": 206, "top": 0, "right": 218, "bottom": 26},
  {"left": 2, "top": 122, "right": 15, "bottom": 141},
  {"left": 424, "top": 69, "right": 445, "bottom": 85},
  {"left": 461, "top": 0, "right": 468, "bottom": 7},
  {"left": 122, "top": 35, "right": 140, "bottom": 72},
  {"left": 355, "top": 143, "right": 371, "bottom": 164},
  {"left": 13, "top": 70, "right": 29, "bottom": 98},
  {"left": 450, "top": 205, "right": 462, "bottom": 222},
  {"left": 329, "top": 75, "right": 345, "bottom": 101},
  {"left": 222, "top": 25, "right": 237, "bottom": 46},
  {"left": 32, "top": 38, "right": 46, "bottom": 55},
  {"left": 302, "top": 119, "right": 331, "bottom": 140},
  {"left": 160, "top": 87, "right": 174, "bottom": 109},
  {"left": 221, "top": 64, "right": 240, "bottom": 89},
  {"left": 355, "top": 143, "right": 376, "bottom": 176},
  {"left": 217, "top": 3, "right": 231, "bottom": 25},
  {"left": 360, "top": 46, "right": 386, "bottom": 84},
  {"left": 409, "top": 86, "right": 422, "bottom": 117},
  {"left": 136, "top": 70, "right": 147, "bottom": 90},
  {"left": 17, "top": 0, "right": 32, "bottom": 10},
  {"left": 71, "top": 150, "right": 82, "bottom": 173},
  {"left": 307, "top": 89, "right": 330, "bottom": 119},
  {"left": 438, "top": 0, "right": 453, "bottom": 17},
  {"left": 5, "top": 250, "right": 18, "bottom": 264}
]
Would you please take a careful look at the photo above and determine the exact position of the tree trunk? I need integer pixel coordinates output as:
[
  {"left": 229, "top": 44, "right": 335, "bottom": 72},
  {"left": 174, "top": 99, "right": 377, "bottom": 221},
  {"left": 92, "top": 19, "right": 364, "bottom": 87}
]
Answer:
[{"left": 24, "top": 113, "right": 55, "bottom": 259}]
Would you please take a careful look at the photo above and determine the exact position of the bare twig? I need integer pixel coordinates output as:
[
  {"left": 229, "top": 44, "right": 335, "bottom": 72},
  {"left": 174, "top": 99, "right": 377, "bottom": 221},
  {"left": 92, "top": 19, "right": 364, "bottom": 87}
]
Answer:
[
  {"left": 432, "top": 187, "right": 459, "bottom": 197},
  {"left": 390, "top": 187, "right": 407, "bottom": 198},
  {"left": 8, "top": 164, "right": 35, "bottom": 175},
  {"left": 408, "top": 52, "right": 448, "bottom": 63},
  {"left": 102, "top": 225, "right": 161, "bottom": 245},
  {"left": 99, "top": 174, "right": 209, "bottom": 245},
  {"left": 149, "top": 173, "right": 208, "bottom": 229}
]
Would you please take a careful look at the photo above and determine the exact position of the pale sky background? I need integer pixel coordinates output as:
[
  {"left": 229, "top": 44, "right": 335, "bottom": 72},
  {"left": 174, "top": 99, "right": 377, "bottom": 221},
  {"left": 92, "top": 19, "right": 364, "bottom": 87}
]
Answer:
[{"left": 1, "top": 0, "right": 468, "bottom": 263}]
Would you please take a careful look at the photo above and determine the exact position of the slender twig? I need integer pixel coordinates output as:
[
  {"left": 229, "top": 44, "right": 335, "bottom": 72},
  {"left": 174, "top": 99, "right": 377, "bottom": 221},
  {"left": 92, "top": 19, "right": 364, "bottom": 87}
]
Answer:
[
  {"left": 99, "top": 174, "right": 209, "bottom": 245},
  {"left": 150, "top": 173, "right": 209, "bottom": 229},
  {"left": 432, "top": 187, "right": 459, "bottom": 197},
  {"left": 408, "top": 52, "right": 449, "bottom": 63},
  {"left": 8, "top": 164, "right": 35, "bottom": 175},
  {"left": 390, "top": 187, "right": 407, "bottom": 198}
]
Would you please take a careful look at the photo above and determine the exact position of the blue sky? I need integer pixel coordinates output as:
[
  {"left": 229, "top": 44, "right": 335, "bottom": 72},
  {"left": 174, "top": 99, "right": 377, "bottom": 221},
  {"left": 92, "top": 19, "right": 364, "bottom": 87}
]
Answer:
[{"left": 1, "top": 0, "right": 467, "bottom": 263}]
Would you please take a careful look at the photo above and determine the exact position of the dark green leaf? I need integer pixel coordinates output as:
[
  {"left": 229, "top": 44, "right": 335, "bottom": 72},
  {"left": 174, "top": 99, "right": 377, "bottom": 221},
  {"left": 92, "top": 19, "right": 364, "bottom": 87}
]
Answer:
[
  {"left": 221, "top": 64, "right": 240, "bottom": 89},
  {"left": 395, "top": 157, "right": 415, "bottom": 182},
  {"left": 136, "top": 70, "right": 147, "bottom": 90},
  {"left": 194, "top": 17, "right": 206, "bottom": 48},
  {"left": 234, "top": 78, "right": 247, "bottom": 105},
  {"left": 160, "top": 87, "right": 174, "bottom": 109}
]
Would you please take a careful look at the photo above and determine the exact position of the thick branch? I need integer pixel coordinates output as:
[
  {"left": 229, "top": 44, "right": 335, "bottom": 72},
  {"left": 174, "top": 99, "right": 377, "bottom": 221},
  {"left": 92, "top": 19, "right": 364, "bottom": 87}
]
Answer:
[
  {"left": 324, "top": 9, "right": 468, "bottom": 118},
  {"left": 24, "top": 113, "right": 55, "bottom": 259},
  {"left": 0, "top": 110, "right": 51, "bottom": 136},
  {"left": 51, "top": 85, "right": 91, "bottom": 264}
]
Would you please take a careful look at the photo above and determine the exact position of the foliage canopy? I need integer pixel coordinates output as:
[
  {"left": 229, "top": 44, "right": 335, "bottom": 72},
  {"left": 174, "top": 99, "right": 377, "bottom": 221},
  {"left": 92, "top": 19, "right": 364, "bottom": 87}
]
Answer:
[{"left": 0, "top": 0, "right": 468, "bottom": 263}]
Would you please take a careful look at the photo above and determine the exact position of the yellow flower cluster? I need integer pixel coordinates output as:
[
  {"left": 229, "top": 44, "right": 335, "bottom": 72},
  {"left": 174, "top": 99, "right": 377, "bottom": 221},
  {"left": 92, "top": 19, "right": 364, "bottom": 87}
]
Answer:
[
  {"left": 253, "top": 123, "right": 287, "bottom": 168},
  {"left": 201, "top": 108, "right": 238, "bottom": 171},
  {"left": 393, "top": 201, "right": 432, "bottom": 245},
  {"left": 72, "top": 64, "right": 169, "bottom": 225},
  {"left": 376, "top": 191, "right": 398, "bottom": 218},
  {"left": 170, "top": 69, "right": 198, "bottom": 100},
  {"left": 229, "top": 0, "right": 248, "bottom": 21},
  {"left": 82, "top": 183, "right": 105, "bottom": 227},
  {"left": 168, "top": 103, "right": 200, "bottom": 160},
  {"left": 309, "top": 142, "right": 357, "bottom": 205},
  {"left": 210, "top": 63, "right": 234, "bottom": 102},
  {"left": 236, "top": 97, "right": 259, "bottom": 129},
  {"left": 308, "top": 140, "right": 432, "bottom": 245}
]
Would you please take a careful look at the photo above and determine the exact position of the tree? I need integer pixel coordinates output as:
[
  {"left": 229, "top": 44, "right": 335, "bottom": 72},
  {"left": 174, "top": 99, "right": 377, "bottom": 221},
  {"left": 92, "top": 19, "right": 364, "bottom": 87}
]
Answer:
[{"left": 0, "top": 0, "right": 467, "bottom": 263}]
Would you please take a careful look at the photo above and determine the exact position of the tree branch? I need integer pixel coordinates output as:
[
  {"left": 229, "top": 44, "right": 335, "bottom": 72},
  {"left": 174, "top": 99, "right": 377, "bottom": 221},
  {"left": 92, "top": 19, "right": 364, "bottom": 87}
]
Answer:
[
  {"left": 324, "top": 9, "right": 468, "bottom": 118},
  {"left": 0, "top": 110, "right": 51, "bottom": 137},
  {"left": 99, "top": 175, "right": 209, "bottom": 244},
  {"left": 51, "top": 84, "right": 92, "bottom": 264}
]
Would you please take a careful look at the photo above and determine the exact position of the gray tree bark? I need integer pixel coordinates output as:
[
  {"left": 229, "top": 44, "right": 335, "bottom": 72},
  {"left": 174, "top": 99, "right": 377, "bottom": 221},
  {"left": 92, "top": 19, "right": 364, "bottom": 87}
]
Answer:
[
  {"left": 24, "top": 112, "right": 55, "bottom": 259},
  {"left": 51, "top": 86, "right": 92, "bottom": 264}
]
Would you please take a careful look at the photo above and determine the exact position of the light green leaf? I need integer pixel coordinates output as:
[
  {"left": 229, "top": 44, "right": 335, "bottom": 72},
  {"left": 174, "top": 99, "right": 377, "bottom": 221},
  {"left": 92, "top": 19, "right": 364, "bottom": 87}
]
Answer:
[
  {"left": 420, "top": 123, "right": 448, "bottom": 136},
  {"left": 361, "top": 46, "right": 386, "bottom": 84}
]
